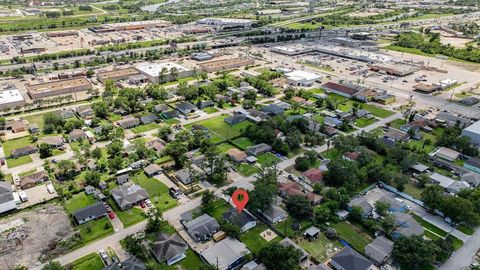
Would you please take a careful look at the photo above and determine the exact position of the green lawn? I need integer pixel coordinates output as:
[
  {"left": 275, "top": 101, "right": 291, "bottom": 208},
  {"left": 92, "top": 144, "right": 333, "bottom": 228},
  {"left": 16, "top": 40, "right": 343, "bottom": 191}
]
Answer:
[
  {"left": 2, "top": 136, "right": 34, "bottom": 156},
  {"left": 361, "top": 104, "right": 395, "bottom": 118},
  {"left": 273, "top": 216, "right": 313, "bottom": 239},
  {"left": 69, "top": 253, "right": 104, "bottom": 270},
  {"left": 208, "top": 199, "right": 232, "bottom": 221},
  {"left": 332, "top": 222, "right": 372, "bottom": 252},
  {"left": 297, "top": 234, "right": 342, "bottom": 262},
  {"left": 239, "top": 223, "right": 281, "bottom": 254},
  {"left": 131, "top": 123, "right": 160, "bottom": 134},
  {"left": 354, "top": 117, "right": 377, "bottom": 128},
  {"left": 236, "top": 163, "right": 259, "bottom": 177},
  {"left": 65, "top": 193, "right": 97, "bottom": 215},
  {"left": 389, "top": 118, "right": 406, "bottom": 129},
  {"left": 216, "top": 143, "right": 236, "bottom": 153},
  {"left": 24, "top": 112, "right": 48, "bottom": 130},
  {"left": 257, "top": 152, "right": 280, "bottom": 166},
  {"left": 403, "top": 182, "right": 425, "bottom": 200},
  {"left": 412, "top": 214, "right": 448, "bottom": 238},
  {"left": 7, "top": 155, "right": 33, "bottom": 168},
  {"left": 458, "top": 225, "right": 475, "bottom": 235},
  {"left": 77, "top": 217, "right": 114, "bottom": 245},
  {"left": 185, "top": 114, "right": 252, "bottom": 140},
  {"left": 160, "top": 249, "right": 206, "bottom": 269},
  {"left": 110, "top": 199, "right": 147, "bottom": 227},
  {"left": 203, "top": 107, "right": 219, "bottom": 114},
  {"left": 132, "top": 172, "right": 177, "bottom": 212},
  {"left": 231, "top": 137, "right": 255, "bottom": 150}
]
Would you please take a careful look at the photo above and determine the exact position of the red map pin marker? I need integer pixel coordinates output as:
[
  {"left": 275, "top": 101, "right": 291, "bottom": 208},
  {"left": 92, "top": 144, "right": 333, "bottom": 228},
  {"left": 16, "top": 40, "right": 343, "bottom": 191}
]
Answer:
[{"left": 231, "top": 189, "right": 249, "bottom": 213}]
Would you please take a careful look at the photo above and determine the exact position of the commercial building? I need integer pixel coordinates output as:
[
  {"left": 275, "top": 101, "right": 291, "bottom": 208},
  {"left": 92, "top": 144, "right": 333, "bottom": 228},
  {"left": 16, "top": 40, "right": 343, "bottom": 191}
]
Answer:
[
  {"left": 97, "top": 68, "right": 141, "bottom": 83},
  {"left": 412, "top": 83, "right": 441, "bottom": 94},
  {"left": 89, "top": 19, "right": 172, "bottom": 33},
  {"left": 26, "top": 77, "right": 93, "bottom": 99},
  {"left": 0, "top": 88, "right": 25, "bottom": 110},
  {"left": 135, "top": 62, "right": 194, "bottom": 83},
  {"left": 199, "top": 58, "right": 254, "bottom": 72},
  {"left": 462, "top": 120, "right": 480, "bottom": 145},
  {"left": 369, "top": 63, "right": 420, "bottom": 77},
  {"left": 196, "top": 18, "right": 255, "bottom": 30},
  {"left": 20, "top": 46, "right": 46, "bottom": 54},
  {"left": 191, "top": 52, "right": 214, "bottom": 61},
  {"left": 331, "top": 37, "right": 362, "bottom": 48},
  {"left": 285, "top": 70, "right": 321, "bottom": 86}
]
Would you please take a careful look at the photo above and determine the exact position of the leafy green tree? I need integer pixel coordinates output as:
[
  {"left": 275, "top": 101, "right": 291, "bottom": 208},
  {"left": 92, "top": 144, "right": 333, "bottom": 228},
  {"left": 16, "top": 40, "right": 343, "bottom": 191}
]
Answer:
[
  {"left": 314, "top": 205, "right": 332, "bottom": 224},
  {"left": 259, "top": 242, "right": 301, "bottom": 270},
  {"left": 326, "top": 157, "right": 361, "bottom": 191},
  {"left": 348, "top": 205, "right": 364, "bottom": 222},
  {"left": 145, "top": 208, "right": 163, "bottom": 233},
  {"left": 220, "top": 220, "right": 240, "bottom": 238},
  {"left": 374, "top": 201, "right": 390, "bottom": 216},
  {"left": 164, "top": 140, "right": 187, "bottom": 168},
  {"left": 201, "top": 190, "right": 215, "bottom": 214},
  {"left": 393, "top": 236, "right": 437, "bottom": 270},
  {"left": 92, "top": 101, "right": 109, "bottom": 119},
  {"left": 285, "top": 195, "right": 313, "bottom": 220},
  {"left": 39, "top": 143, "right": 52, "bottom": 158}
]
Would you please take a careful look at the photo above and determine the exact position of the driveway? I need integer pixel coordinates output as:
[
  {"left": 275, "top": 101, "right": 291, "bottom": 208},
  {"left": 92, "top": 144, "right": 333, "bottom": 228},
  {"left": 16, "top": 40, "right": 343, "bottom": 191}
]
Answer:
[{"left": 439, "top": 229, "right": 480, "bottom": 270}]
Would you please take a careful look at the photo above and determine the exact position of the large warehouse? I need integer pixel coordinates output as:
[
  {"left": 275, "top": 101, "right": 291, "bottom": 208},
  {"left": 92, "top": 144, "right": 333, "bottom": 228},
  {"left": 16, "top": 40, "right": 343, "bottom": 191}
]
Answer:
[
  {"left": 135, "top": 62, "right": 194, "bottom": 83},
  {"left": 26, "top": 77, "right": 93, "bottom": 99},
  {"left": 0, "top": 88, "right": 25, "bottom": 110},
  {"left": 97, "top": 68, "right": 142, "bottom": 83},
  {"left": 199, "top": 58, "right": 254, "bottom": 72}
]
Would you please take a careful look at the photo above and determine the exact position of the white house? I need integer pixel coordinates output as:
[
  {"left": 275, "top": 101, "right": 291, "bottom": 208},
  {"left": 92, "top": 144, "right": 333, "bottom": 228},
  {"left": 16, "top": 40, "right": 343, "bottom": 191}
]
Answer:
[{"left": 285, "top": 70, "right": 321, "bottom": 87}]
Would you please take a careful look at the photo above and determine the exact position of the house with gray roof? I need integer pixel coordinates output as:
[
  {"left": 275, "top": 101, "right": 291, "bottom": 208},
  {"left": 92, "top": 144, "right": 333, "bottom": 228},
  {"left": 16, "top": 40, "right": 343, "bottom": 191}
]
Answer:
[
  {"left": 154, "top": 104, "right": 170, "bottom": 113},
  {"left": 199, "top": 100, "right": 214, "bottom": 109},
  {"left": 348, "top": 197, "right": 373, "bottom": 218},
  {"left": 76, "top": 105, "right": 94, "bottom": 118},
  {"left": 447, "top": 181, "right": 471, "bottom": 194},
  {"left": 392, "top": 212, "right": 424, "bottom": 239},
  {"left": 111, "top": 182, "right": 149, "bottom": 210},
  {"left": 246, "top": 143, "right": 271, "bottom": 156},
  {"left": 117, "top": 174, "right": 129, "bottom": 185},
  {"left": 150, "top": 233, "right": 187, "bottom": 266},
  {"left": 224, "top": 115, "right": 247, "bottom": 126},
  {"left": 261, "top": 104, "right": 284, "bottom": 115},
  {"left": 41, "top": 135, "right": 65, "bottom": 148},
  {"left": 175, "top": 166, "right": 205, "bottom": 185},
  {"left": 144, "top": 163, "right": 162, "bottom": 177},
  {"left": 0, "top": 182, "right": 16, "bottom": 214},
  {"left": 11, "top": 145, "right": 38, "bottom": 158},
  {"left": 462, "top": 172, "right": 480, "bottom": 187},
  {"left": 73, "top": 202, "right": 107, "bottom": 225},
  {"left": 140, "top": 114, "right": 158, "bottom": 124},
  {"left": 69, "top": 129, "right": 88, "bottom": 142},
  {"left": 200, "top": 237, "right": 251, "bottom": 270},
  {"left": 161, "top": 110, "right": 179, "bottom": 119},
  {"left": 223, "top": 208, "right": 256, "bottom": 232},
  {"left": 182, "top": 213, "right": 220, "bottom": 242},
  {"left": 365, "top": 236, "right": 394, "bottom": 265},
  {"left": 260, "top": 205, "right": 287, "bottom": 224},
  {"left": 116, "top": 117, "right": 140, "bottom": 129},
  {"left": 279, "top": 237, "right": 309, "bottom": 262},
  {"left": 330, "top": 246, "right": 374, "bottom": 270},
  {"left": 103, "top": 257, "right": 146, "bottom": 270},
  {"left": 176, "top": 102, "right": 197, "bottom": 115}
]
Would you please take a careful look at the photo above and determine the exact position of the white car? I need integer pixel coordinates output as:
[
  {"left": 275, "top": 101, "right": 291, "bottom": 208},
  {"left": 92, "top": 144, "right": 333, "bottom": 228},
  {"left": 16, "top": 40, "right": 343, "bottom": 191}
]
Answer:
[{"left": 145, "top": 199, "right": 153, "bottom": 207}]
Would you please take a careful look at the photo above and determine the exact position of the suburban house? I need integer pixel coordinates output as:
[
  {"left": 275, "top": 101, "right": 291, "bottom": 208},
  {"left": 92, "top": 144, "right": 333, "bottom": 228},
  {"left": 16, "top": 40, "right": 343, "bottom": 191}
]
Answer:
[
  {"left": 28, "top": 123, "right": 40, "bottom": 134},
  {"left": 116, "top": 117, "right": 140, "bottom": 129},
  {"left": 224, "top": 115, "right": 247, "bottom": 126},
  {"left": 68, "top": 129, "right": 88, "bottom": 142},
  {"left": 176, "top": 101, "right": 197, "bottom": 115},
  {"left": 140, "top": 114, "right": 158, "bottom": 125},
  {"left": 116, "top": 174, "right": 130, "bottom": 185},
  {"left": 330, "top": 246, "right": 374, "bottom": 270},
  {"left": 322, "top": 82, "right": 359, "bottom": 98},
  {"left": 144, "top": 163, "right": 162, "bottom": 177},
  {"left": 261, "top": 104, "right": 285, "bottom": 116},
  {"left": 20, "top": 170, "right": 48, "bottom": 190},
  {"left": 150, "top": 233, "right": 188, "bottom": 266},
  {"left": 103, "top": 257, "right": 146, "bottom": 270},
  {"left": 182, "top": 213, "right": 220, "bottom": 242},
  {"left": 430, "top": 147, "right": 460, "bottom": 162},
  {"left": 175, "top": 165, "right": 205, "bottom": 185},
  {"left": 348, "top": 197, "right": 374, "bottom": 218},
  {"left": 76, "top": 105, "right": 94, "bottom": 118},
  {"left": 11, "top": 145, "right": 38, "bottom": 158},
  {"left": 73, "top": 202, "right": 108, "bottom": 225},
  {"left": 111, "top": 182, "right": 149, "bottom": 210},
  {"left": 462, "top": 172, "right": 480, "bottom": 187},
  {"left": 246, "top": 143, "right": 272, "bottom": 156},
  {"left": 200, "top": 237, "right": 251, "bottom": 270},
  {"left": 384, "top": 129, "right": 410, "bottom": 142},
  {"left": 302, "top": 168, "right": 324, "bottom": 185},
  {"left": 7, "top": 120, "right": 27, "bottom": 133},
  {"left": 161, "top": 110, "right": 180, "bottom": 119},
  {"left": 199, "top": 100, "right": 214, "bottom": 109},
  {"left": 278, "top": 181, "right": 323, "bottom": 205},
  {"left": 146, "top": 139, "right": 165, "bottom": 153},
  {"left": 226, "top": 148, "right": 247, "bottom": 163},
  {"left": 223, "top": 209, "right": 257, "bottom": 232},
  {"left": 464, "top": 158, "right": 480, "bottom": 174},
  {"left": 59, "top": 109, "right": 75, "bottom": 119},
  {"left": 260, "top": 205, "right": 288, "bottom": 224},
  {"left": 0, "top": 182, "right": 17, "bottom": 214},
  {"left": 392, "top": 212, "right": 424, "bottom": 239},
  {"left": 279, "top": 238, "right": 309, "bottom": 262},
  {"left": 364, "top": 236, "right": 394, "bottom": 265},
  {"left": 41, "top": 135, "right": 65, "bottom": 148}
]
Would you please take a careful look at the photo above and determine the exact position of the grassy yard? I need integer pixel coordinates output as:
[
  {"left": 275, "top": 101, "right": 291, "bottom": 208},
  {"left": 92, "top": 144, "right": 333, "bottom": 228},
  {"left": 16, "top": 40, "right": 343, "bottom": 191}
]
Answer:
[
  {"left": 332, "top": 222, "right": 372, "bottom": 252},
  {"left": 412, "top": 214, "right": 448, "bottom": 238},
  {"left": 203, "top": 107, "right": 219, "bottom": 114},
  {"left": 110, "top": 200, "right": 147, "bottom": 227},
  {"left": 77, "top": 217, "right": 114, "bottom": 245},
  {"left": 257, "top": 152, "right": 280, "bottom": 166},
  {"left": 24, "top": 112, "right": 48, "bottom": 130},
  {"left": 403, "top": 182, "right": 425, "bottom": 200},
  {"left": 297, "top": 234, "right": 342, "bottom": 262},
  {"left": 216, "top": 143, "right": 236, "bottom": 153},
  {"left": 231, "top": 137, "right": 255, "bottom": 150},
  {"left": 131, "top": 123, "right": 160, "bottom": 134},
  {"left": 65, "top": 192, "right": 97, "bottom": 215},
  {"left": 7, "top": 155, "right": 33, "bottom": 168},
  {"left": 185, "top": 114, "right": 252, "bottom": 140},
  {"left": 3, "top": 136, "right": 34, "bottom": 156},
  {"left": 389, "top": 118, "right": 406, "bottom": 129},
  {"left": 354, "top": 117, "right": 377, "bottom": 128},
  {"left": 361, "top": 104, "right": 395, "bottom": 118},
  {"left": 208, "top": 199, "right": 232, "bottom": 221},
  {"left": 160, "top": 249, "right": 206, "bottom": 269},
  {"left": 69, "top": 253, "right": 104, "bottom": 270},
  {"left": 132, "top": 172, "right": 177, "bottom": 212},
  {"left": 236, "top": 163, "right": 259, "bottom": 177},
  {"left": 239, "top": 223, "right": 281, "bottom": 254},
  {"left": 273, "top": 216, "right": 313, "bottom": 239}
]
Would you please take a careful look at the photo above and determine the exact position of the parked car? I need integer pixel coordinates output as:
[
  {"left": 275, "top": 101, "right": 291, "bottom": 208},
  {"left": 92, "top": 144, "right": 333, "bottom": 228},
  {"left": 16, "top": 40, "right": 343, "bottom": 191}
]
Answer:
[
  {"left": 169, "top": 187, "right": 182, "bottom": 199},
  {"left": 108, "top": 212, "right": 115, "bottom": 219},
  {"left": 140, "top": 201, "right": 146, "bottom": 208},
  {"left": 145, "top": 199, "right": 152, "bottom": 207},
  {"left": 99, "top": 249, "right": 112, "bottom": 265}
]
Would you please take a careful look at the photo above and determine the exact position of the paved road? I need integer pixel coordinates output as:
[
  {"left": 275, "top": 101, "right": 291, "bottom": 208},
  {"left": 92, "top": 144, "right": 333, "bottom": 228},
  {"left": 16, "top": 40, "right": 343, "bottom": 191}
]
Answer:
[{"left": 439, "top": 229, "right": 480, "bottom": 270}]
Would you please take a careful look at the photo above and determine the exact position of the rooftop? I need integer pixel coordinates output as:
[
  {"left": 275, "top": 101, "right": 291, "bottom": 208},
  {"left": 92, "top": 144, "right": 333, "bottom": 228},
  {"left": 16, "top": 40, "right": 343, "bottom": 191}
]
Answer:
[
  {"left": 136, "top": 62, "right": 191, "bottom": 77},
  {"left": 27, "top": 77, "right": 91, "bottom": 93},
  {"left": 0, "top": 88, "right": 24, "bottom": 104}
]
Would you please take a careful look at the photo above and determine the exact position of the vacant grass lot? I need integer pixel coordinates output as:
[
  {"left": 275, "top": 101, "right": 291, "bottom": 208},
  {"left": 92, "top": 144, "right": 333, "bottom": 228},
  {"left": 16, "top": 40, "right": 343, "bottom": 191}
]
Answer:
[
  {"left": 231, "top": 137, "right": 255, "bottom": 150},
  {"left": 216, "top": 143, "right": 236, "bottom": 153},
  {"left": 203, "top": 107, "right": 219, "bottom": 114},
  {"left": 239, "top": 223, "right": 281, "bottom": 254},
  {"left": 70, "top": 253, "right": 104, "bottom": 270},
  {"left": 332, "top": 222, "right": 372, "bottom": 252},
  {"left": 24, "top": 112, "right": 48, "bottom": 130},
  {"left": 237, "top": 163, "right": 259, "bottom": 177},
  {"left": 132, "top": 172, "right": 176, "bottom": 212},
  {"left": 65, "top": 193, "right": 97, "bottom": 215},
  {"left": 185, "top": 114, "right": 252, "bottom": 140},
  {"left": 389, "top": 118, "right": 406, "bottom": 129},
  {"left": 354, "top": 117, "right": 377, "bottom": 128},
  {"left": 131, "top": 123, "right": 159, "bottom": 134},
  {"left": 257, "top": 153, "right": 280, "bottom": 166},
  {"left": 77, "top": 217, "right": 113, "bottom": 245}
]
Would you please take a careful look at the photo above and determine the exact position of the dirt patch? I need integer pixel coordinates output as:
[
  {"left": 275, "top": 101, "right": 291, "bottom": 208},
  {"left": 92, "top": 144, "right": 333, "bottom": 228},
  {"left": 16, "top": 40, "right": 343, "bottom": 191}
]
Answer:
[{"left": 0, "top": 204, "right": 74, "bottom": 269}]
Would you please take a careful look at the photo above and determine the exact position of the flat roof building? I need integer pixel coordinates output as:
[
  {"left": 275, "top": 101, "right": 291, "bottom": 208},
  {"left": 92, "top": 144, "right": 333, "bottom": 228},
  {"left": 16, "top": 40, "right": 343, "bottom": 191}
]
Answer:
[
  {"left": 135, "top": 62, "right": 194, "bottom": 83},
  {"left": 97, "top": 68, "right": 141, "bottom": 83},
  {"left": 369, "top": 63, "right": 420, "bottom": 77},
  {"left": 285, "top": 70, "right": 321, "bottom": 87},
  {"left": 0, "top": 88, "right": 25, "bottom": 110},
  {"left": 196, "top": 18, "right": 255, "bottom": 30},
  {"left": 26, "top": 77, "right": 93, "bottom": 99},
  {"left": 199, "top": 58, "right": 254, "bottom": 73},
  {"left": 462, "top": 120, "right": 480, "bottom": 145}
]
